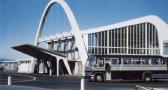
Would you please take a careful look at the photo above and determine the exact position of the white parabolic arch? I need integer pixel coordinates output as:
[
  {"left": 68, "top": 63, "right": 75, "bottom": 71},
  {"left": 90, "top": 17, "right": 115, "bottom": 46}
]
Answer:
[{"left": 34, "top": 0, "right": 88, "bottom": 66}]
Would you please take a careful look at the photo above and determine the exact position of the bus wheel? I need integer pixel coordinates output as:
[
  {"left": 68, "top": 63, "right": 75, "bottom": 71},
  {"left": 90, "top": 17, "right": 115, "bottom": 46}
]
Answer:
[
  {"left": 143, "top": 73, "right": 152, "bottom": 82},
  {"left": 89, "top": 75, "right": 95, "bottom": 82},
  {"left": 144, "top": 76, "right": 152, "bottom": 82},
  {"left": 96, "top": 75, "right": 104, "bottom": 83}
]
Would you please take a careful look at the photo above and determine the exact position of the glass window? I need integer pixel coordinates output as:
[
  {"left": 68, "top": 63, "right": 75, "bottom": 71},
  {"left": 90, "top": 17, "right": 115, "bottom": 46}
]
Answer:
[
  {"left": 105, "top": 31, "right": 107, "bottom": 46},
  {"left": 112, "top": 58, "right": 118, "bottom": 65},
  {"left": 132, "top": 58, "right": 141, "bottom": 65},
  {"left": 151, "top": 58, "right": 159, "bottom": 65},
  {"left": 102, "top": 32, "right": 104, "bottom": 46},
  {"left": 86, "top": 57, "right": 95, "bottom": 68},
  {"left": 164, "top": 42, "right": 168, "bottom": 55},
  {"left": 123, "top": 58, "right": 131, "bottom": 64},
  {"left": 109, "top": 30, "right": 112, "bottom": 47},
  {"left": 98, "top": 32, "right": 101, "bottom": 46},
  {"left": 118, "top": 58, "right": 122, "bottom": 64},
  {"left": 160, "top": 58, "right": 166, "bottom": 65},
  {"left": 142, "top": 58, "right": 149, "bottom": 65},
  {"left": 98, "top": 58, "right": 104, "bottom": 67}
]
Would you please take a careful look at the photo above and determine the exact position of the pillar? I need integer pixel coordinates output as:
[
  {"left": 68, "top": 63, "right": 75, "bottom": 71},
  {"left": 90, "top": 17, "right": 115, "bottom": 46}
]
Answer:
[
  {"left": 57, "top": 58, "right": 59, "bottom": 76},
  {"left": 74, "top": 61, "right": 79, "bottom": 75}
]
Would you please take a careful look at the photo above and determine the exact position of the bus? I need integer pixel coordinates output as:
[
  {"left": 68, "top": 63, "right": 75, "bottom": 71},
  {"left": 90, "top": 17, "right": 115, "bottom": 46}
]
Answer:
[{"left": 85, "top": 55, "right": 168, "bottom": 82}]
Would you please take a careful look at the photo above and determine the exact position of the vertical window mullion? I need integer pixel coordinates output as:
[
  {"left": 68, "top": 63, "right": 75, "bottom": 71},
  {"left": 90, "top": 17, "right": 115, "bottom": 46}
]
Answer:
[
  {"left": 145, "top": 23, "right": 147, "bottom": 54},
  {"left": 148, "top": 23, "right": 151, "bottom": 54},
  {"left": 138, "top": 24, "right": 141, "bottom": 49},
  {"left": 97, "top": 32, "right": 99, "bottom": 55},
  {"left": 153, "top": 26, "right": 156, "bottom": 54},
  {"left": 155, "top": 27, "right": 157, "bottom": 48},
  {"left": 123, "top": 28, "right": 124, "bottom": 53},
  {"left": 93, "top": 33, "right": 95, "bottom": 54},
  {"left": 117, "top": 29, "right": 119, "bottom": 53},
  {"left": 113, "top": 30, "right": 115, "bottom": 48},
  {"left": 107, "top": 30, "right": 109, "bottom": 54},
  {"left": 136, "top": 25, "right": 138, "bottom": 54},
  {"left": 151, "top": 24, "right": 153, "bottom": 55},
  {"left": 88, "top": 34, "right": 90, "bottom": 47},
  {"left": 91, "top": 34, "right": 92, "bottom": 47},
  {"left": 96, "top": 33, "right": 98, "bottom": 54},
  {"left": 100, "top": 32, "right": 102, "bottom": 54},
  {"left": 127, "top": 26, "right": 129, "bottom": 54},
  {"left": 142, "top": 24, "right": 144, "bottom": 49},
  {"left": 112, "top": 30, "right": 114, "bottom": 53},
  {"left": 135, "top": 25, "right": 137, "bottom": 54},
  {"left": 130, "top": 26, "right": 132, "bottom": 54},
  {"left": 151, "top": 24, "right": 153, "bottom": 49},
  {"left": 91, "top": 34, "right": 93, "bottom": 54},
  {"left": 133, "top": 25, "right": 135, "bottom": 54},
  {"left": 120, "top": 28, "right": 122, "bottom": 53},
  {"left": 103, "top": 31, "right": 106, "bottom": 54}
]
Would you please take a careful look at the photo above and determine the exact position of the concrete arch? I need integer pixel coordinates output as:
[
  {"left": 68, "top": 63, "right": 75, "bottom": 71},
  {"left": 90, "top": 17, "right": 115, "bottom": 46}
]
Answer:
[{"left": 34, "top": 0, "right": 87, "bottom": 66}]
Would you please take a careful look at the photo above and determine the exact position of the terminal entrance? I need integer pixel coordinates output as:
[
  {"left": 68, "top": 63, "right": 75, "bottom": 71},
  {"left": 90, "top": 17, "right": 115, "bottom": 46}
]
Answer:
[{"left": 12, "top": 44, "right": 83, "bottom": 76}]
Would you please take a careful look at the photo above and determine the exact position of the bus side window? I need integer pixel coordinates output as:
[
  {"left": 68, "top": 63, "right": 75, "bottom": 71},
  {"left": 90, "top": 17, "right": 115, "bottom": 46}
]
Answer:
[
  {"left": 151, "top": 58, "right": 159, "bottom": 65},
  {"left": 142, "top": 58, "right": 149, "bottom": 65},
  {"left": 132, "top": 58, "right": 141, "bottom": 65},
  {"left": 94, "top": 59, "right": 98, "bottom": 67},
  {"left": 118, "top": 58, "right": 121, "bottom": 64},
  {"left": 161, "top": 58, "right": 166, "bottom": 65},
  {"left": 123, "top": 58, "right": 131, "bottom": 64},
  {"left": 112, "top": 59, "right": 117, "bottom": 65},
  {"left": 98, "top": 58, "right": 104, "bottom": 67}
]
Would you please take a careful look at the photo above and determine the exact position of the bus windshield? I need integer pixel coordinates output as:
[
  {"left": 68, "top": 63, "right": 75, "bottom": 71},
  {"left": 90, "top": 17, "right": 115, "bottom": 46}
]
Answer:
[{"left": 85, "top": 56, "right": 95, "bottom": 68}]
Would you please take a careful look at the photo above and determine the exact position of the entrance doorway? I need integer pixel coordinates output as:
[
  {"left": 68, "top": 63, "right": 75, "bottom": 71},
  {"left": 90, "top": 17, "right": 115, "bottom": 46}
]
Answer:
[{"left": 105, "top": 58, "right": 111, "bottom": 80}]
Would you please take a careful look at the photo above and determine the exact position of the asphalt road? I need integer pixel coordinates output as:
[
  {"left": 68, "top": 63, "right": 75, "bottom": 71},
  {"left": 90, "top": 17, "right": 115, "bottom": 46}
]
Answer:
[{"left": 0, "top": 72, "right": 168, "bottom": 90}]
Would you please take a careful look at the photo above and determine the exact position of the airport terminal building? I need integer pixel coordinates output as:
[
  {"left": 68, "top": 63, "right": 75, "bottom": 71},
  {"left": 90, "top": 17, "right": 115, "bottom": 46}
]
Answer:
[{"left": 12, "top": 0, "right": 168, "bottom": 81}]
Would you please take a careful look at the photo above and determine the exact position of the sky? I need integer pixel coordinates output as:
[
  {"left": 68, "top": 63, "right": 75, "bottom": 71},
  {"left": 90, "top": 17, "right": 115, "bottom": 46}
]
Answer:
[{"left": 0, "top": 0, "right": 168, "bottom": 60}]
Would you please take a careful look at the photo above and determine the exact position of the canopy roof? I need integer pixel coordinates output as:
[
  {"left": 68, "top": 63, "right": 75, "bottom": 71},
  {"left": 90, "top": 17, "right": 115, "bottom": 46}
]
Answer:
[{"left": 12, "top": 44, "right": 65, "bottom": 60}]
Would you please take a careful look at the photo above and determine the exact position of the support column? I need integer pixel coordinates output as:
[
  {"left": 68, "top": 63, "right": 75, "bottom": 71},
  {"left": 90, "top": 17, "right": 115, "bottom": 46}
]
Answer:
[
  {"left": 57, "top": 58, "right": 59, "bottom": 76},
  {"left": 74, "top": 61, "right": 78, "bottom": 75},
  {"left": 49, "top": 60, "right": 52, "bottom": 76},
  {"left": 49, "top": 68, "right": 52, "bottom": 76},
  {"left": 35, "top": 59, "right": 40, "bottom": 74},
  {"left": 42, "top": 60, "right": 45, "bottom": 74}
]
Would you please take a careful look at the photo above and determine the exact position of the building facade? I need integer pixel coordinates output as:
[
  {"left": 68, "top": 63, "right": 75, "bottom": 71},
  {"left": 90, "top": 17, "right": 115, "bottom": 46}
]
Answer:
[
  {"left": 12, "top": 0, "right": 168, "bottom": 77},
  {"left": 3, "top": 61, "right": 18, "bottom": 72},
  {"left": 17, "top": 59, "right": 32, "bottom": 73},
  {"left": 31, "top": 15, "right": 168, "bottom": 76}
]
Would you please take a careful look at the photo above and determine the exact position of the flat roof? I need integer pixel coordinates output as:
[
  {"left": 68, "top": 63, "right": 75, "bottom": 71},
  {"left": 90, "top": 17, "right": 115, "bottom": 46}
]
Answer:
[{"left": 12, "top": 44, "right": 65, "bottom": 60}]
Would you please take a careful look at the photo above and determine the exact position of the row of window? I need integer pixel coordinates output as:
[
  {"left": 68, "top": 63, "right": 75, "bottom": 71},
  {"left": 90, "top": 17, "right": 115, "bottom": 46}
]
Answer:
[
  {"left": 47, "top": 39, "right": 76, "bottom": 52},
  {"left": 88, "top": 22, "right": 160, "bottom": 55},
  {"left": 39, "top": 38, "right": 81, "bottom": 60},
  {"left": 91, "top": 57, "right": 167, "bottom": 68},
  {"left": 39, "top": 38, "right": 76, "bottom": 53},
  {"left": 3, "top": 62, "right": 17, "bottom": 64},
  {"left": 19, "top": 61, "right": 31, "bottom": 64}
]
